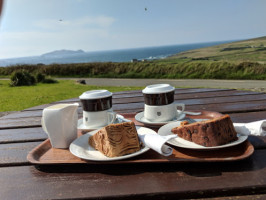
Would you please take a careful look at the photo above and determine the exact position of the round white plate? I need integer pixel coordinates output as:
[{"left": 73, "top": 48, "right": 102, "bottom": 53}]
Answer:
[
  {"left": 70, "top": 126, "right": 154, "bottom": 161},
  {"left": 158, "top": 121, "right": 248, "bottom": 150},
  {"left": 78, "top": 114, "right": 130, "bottom": 131},
  {"left": 135, "top": 111, "right": 186, "bottom": 127}
]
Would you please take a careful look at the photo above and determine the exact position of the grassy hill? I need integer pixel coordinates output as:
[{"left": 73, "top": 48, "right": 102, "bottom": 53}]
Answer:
[{"left": 166, "top": 36, "right": 266, "bottom": 64}]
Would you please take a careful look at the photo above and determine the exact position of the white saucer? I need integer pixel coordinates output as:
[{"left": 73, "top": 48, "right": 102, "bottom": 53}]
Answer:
[
  {"left": 158, "top": 121, "right": 248, "bottom": 150},
  {"left": 70, "top": 126, "right": 153, "bottom": 161},
  {"left": 78, "top": 114, "right": 130, "bottom": 131},
  {"left": 135, "top": 111, "right": 186, "bottom": 127}
]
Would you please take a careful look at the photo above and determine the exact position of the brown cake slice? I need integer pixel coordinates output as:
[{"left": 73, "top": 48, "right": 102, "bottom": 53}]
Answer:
[
  {"left": 89, "top": 122, "right": 141, "bottom": 157},
  {"left": 171, "top": 114, "right": 237, "bottom": 147}
]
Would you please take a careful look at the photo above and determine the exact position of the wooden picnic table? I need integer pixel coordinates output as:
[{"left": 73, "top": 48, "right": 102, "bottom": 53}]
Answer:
[{"left": 0, "top": 87, "right": 266, "bottom": 200}]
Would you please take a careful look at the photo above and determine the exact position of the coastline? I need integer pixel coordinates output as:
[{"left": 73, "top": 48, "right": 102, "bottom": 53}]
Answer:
[{"left": 0, "top": 41, "right": 230, "bottom": 67}]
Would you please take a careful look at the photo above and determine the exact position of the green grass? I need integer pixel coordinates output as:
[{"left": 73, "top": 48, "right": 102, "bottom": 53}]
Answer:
[{"left": 0, "top": 80, "right": 143, "bottom": 112}]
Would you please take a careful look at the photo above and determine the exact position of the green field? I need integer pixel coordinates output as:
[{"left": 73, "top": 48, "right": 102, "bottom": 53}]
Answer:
[
  {"left": 166, "top": 36, "right": 266, "bottom": 63},
  {"left": 0, "top": 80, "right": 142, "bottom": 112}
]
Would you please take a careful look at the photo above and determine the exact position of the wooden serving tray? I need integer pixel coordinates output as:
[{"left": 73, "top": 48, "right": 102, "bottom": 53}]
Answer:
[{"left": 27, "top": 112, "right": 254, "bottom": 165}]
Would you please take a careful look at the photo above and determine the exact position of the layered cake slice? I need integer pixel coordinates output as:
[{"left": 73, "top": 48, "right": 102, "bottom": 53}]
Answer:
[
  {"left": 171, "top": 115, "right": 237, "bottom": 147},
  {"left": 89, "top": 122, "right": 141, "bottom": 157}
]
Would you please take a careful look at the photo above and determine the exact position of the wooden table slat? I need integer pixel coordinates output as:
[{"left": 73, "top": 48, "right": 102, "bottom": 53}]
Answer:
[
  {"left": 0, "top": 141, "right": 41, "bottom": 166},
  {"left": 3, "top": 91, "right": 265, "bottom": 120},
  {"left": 0, "top": 127, "right": 47, "bottom": 144},
  {"left": 0, "top": 111, "right": 265, "bottom": 143},
  {"left": 52, "top": 88, "right": 236, "bottom": 103},
  {"left": 0, "top": 149, "right": 266, "bottom": 199},
  {"left": 1, "top": 103, "right": 266, "bottom": 129},
  {"left": 21, "top": 90, "right": 260, "bottom": 112},
  {"left": 114, "top": 99, "right": 266, "bottom": 113},
  {"left": 112, "top": 90, "right": 264, "bottom": 104}
]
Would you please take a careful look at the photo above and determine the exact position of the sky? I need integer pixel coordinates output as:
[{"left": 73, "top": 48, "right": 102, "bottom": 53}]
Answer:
[{"left": 0, "top": 0, "right": 266, "bottom": 59}]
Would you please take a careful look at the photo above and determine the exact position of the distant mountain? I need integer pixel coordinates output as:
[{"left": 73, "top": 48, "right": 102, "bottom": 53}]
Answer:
[
  {"left": 41, "top": 49, "right": 86, "bottom": 58},
  {"left": 0, "top": 49, "right": 88, "bottom": 67}
]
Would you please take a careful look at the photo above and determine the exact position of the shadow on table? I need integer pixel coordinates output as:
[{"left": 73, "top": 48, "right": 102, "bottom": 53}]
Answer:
[{"left": 35, "top": 148, "right": 265, "bottom": 178}]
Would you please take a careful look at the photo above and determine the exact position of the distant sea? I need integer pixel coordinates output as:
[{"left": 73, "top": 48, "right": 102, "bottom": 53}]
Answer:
[{"left": 0, "top": 40, "right": 234, "bottom": 67}]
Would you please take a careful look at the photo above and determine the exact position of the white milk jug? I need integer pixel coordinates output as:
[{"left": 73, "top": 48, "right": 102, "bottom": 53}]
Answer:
[{"left": 42, "top": 103, "right": 79, "bottom": 148}]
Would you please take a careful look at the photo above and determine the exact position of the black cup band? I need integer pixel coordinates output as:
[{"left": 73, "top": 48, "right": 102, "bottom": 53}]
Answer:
[
  {"left": 143, "top": 91, "right": 174, "bottom": 105},
  {"left": 80, "top": 96, "right": 112, "bottom": 112}
]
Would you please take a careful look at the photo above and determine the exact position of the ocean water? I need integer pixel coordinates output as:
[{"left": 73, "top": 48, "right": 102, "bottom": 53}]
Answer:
[{"left": 0, "top": 40, "right": 233, "bottom": 67}]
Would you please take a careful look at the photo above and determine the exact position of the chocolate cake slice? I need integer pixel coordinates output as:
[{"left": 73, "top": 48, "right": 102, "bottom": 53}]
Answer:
[
  {"left": 171, "top": 115, "right": 237, "bottom": 147},
  {"left": 89, "top": 122, "right": 141, "bottom": 157}
]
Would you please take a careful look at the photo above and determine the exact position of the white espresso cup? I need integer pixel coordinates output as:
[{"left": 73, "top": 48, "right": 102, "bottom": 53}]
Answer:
[
  {"left": 79, "top": 90, "right": 117, "bottom": 128},
  {"left": 42, "top": 103, "right": 79, "bottom": 149},
  {"left": 142, "top": 84, "right": 185, "bottom": 122}
]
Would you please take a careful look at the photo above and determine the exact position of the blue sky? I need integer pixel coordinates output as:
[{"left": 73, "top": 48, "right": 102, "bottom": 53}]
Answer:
[{"left": 0, "top": 0, "right": 265, "bottom": 59}]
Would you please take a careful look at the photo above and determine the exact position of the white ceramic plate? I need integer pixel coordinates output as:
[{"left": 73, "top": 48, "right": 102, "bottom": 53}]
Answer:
[
  {"left": 135, "top": 111, "right": 186, "bottom": 127},
  {"left": 78, "top": 114, "right": 130, "bottom": 131},
  {"left": 158, "top": 121, "right": 248, "bottom": 150},
  {"left": 69, "top": 126, "right": 154, "bottom": 161}
]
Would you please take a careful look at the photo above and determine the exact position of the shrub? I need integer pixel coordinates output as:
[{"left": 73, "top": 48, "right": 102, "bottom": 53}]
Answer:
[
  {"left": 35, "top": 73, "right": 58, "bottom": 84},
  {"left": 36, "top": 73, "right": 46, "bottom": 83},
  {"left": 42, "top": 78, "right": 58, "bottom": 84},
  {"left": 10, "top": 71, "right": 36, "bottom": 86},
  {"left": 1, "top": 60, "right": 266, "bottom": 80}
]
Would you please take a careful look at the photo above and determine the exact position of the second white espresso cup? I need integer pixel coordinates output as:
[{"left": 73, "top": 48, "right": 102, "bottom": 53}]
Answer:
[
  {"left": 142, "top": 84, "right": 185, "bottom": 122},
  {"left": 82, "top": 109, "right": 116, "bottom": 128},
  {"left": 79, "top": 90, "right": 117, "bottom": 128},
  {"left": 144, "top": 103, "right": 185, "bottom": 122}
]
